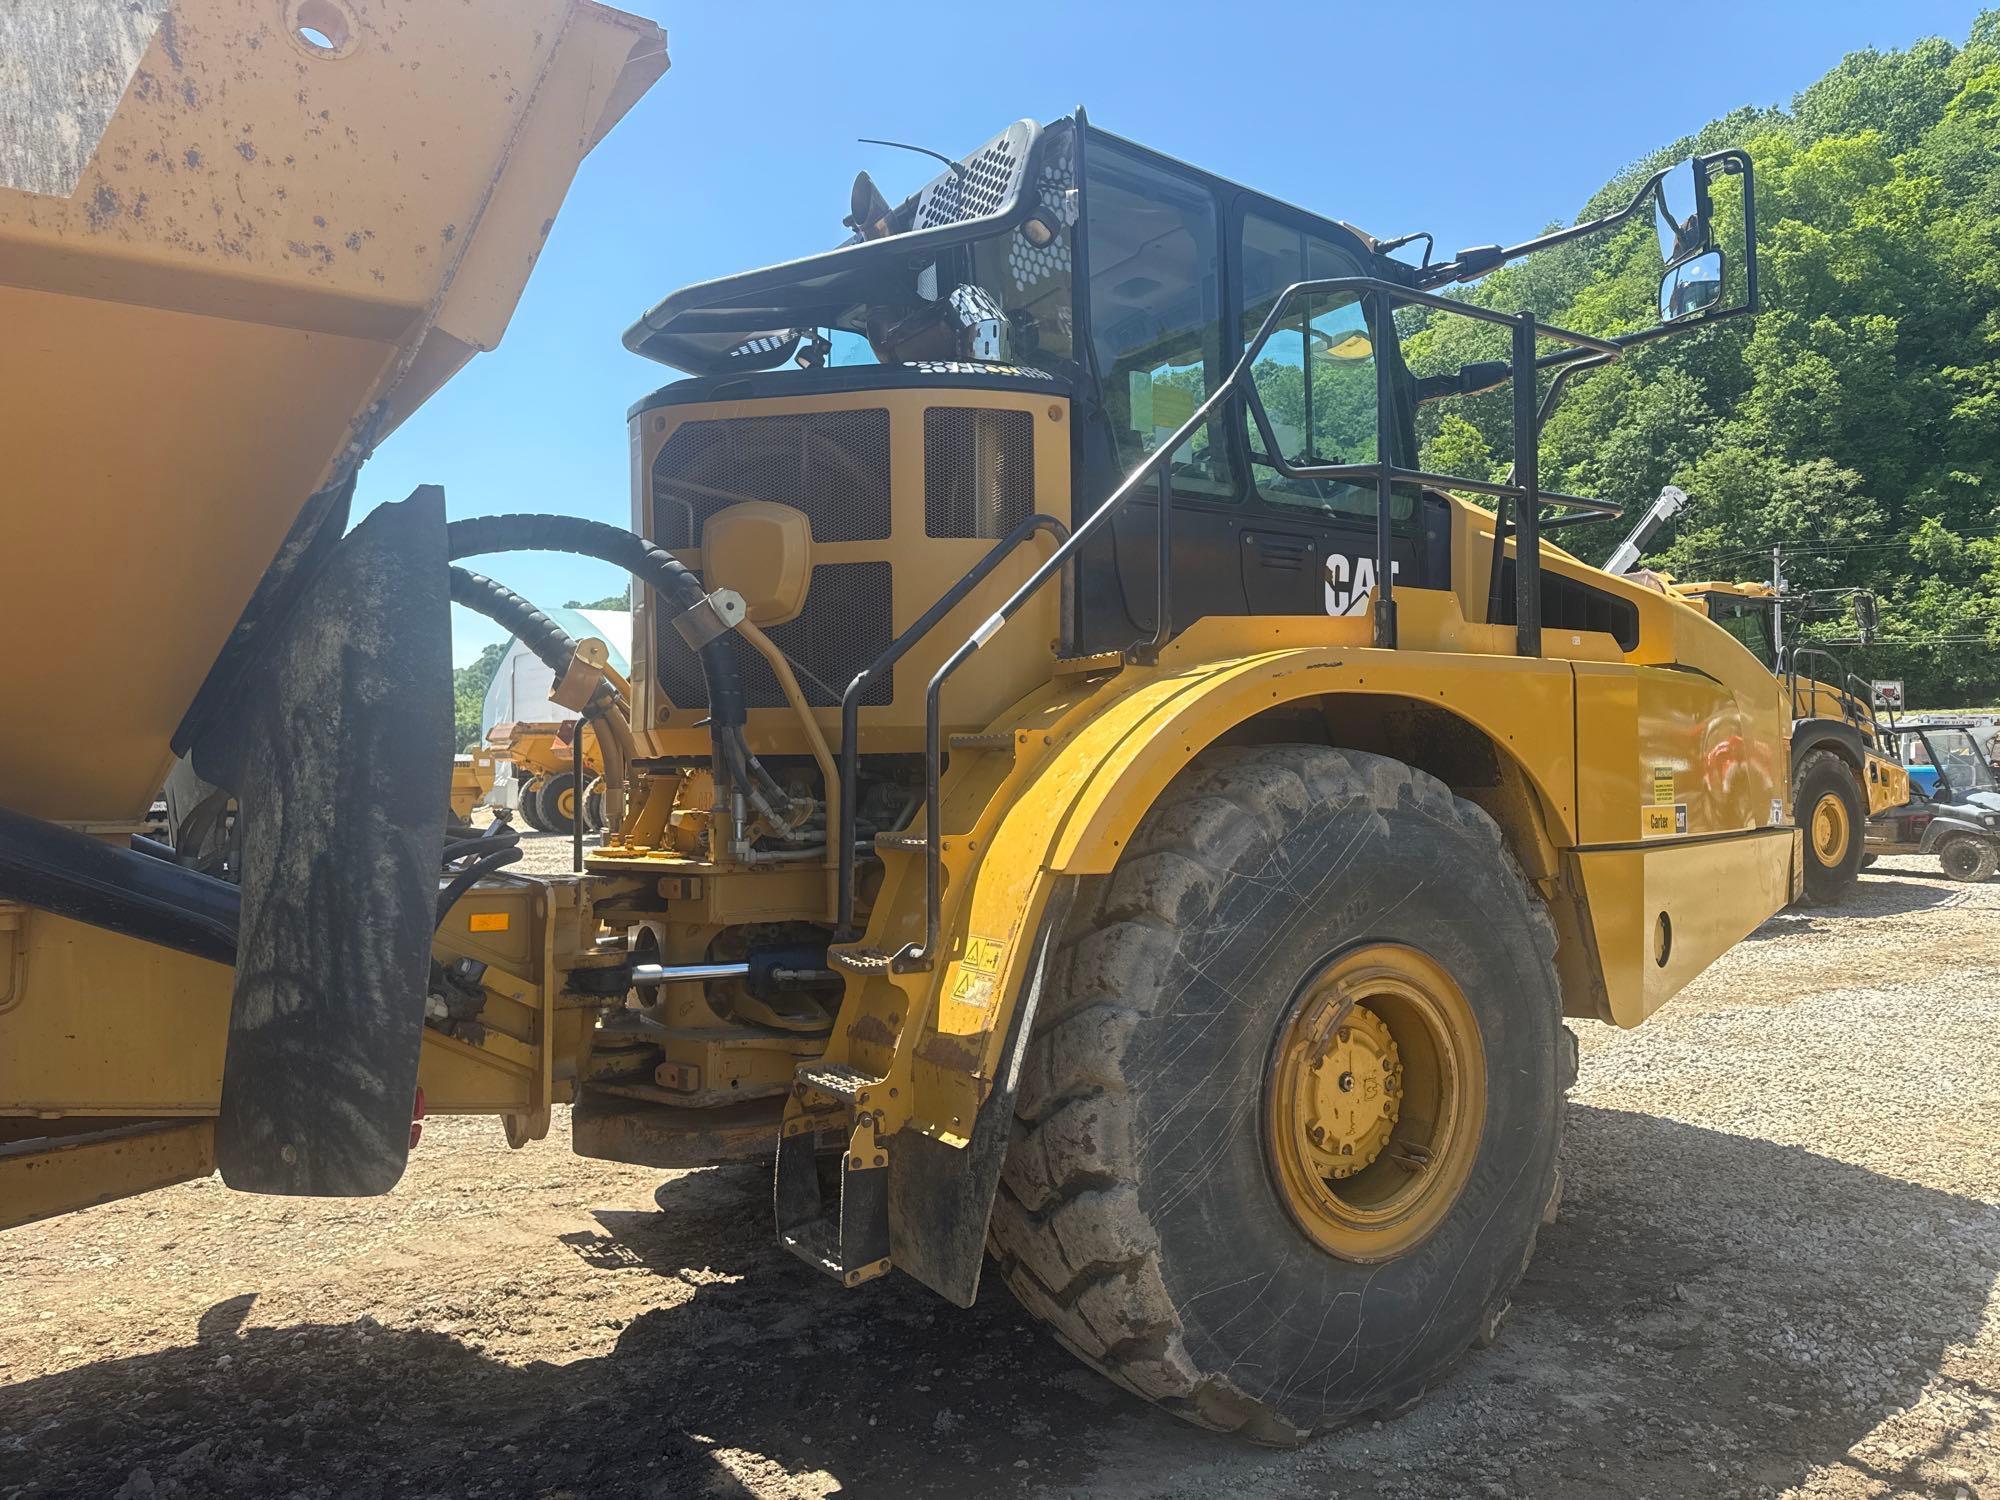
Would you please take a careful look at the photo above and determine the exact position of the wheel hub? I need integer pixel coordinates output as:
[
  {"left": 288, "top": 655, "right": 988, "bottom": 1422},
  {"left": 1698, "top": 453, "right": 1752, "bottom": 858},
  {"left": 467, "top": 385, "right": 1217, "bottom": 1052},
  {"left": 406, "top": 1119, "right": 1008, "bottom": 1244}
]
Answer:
[
  {"left": 1300, "top": 1004, "right": 1401, "bottom": 1178},
  {"left": 1264, "top": 945, "right": 1486, "bottom": 1262},
  {"left": 1811, "top": 791, "right": 1848, "bottom": 864}
]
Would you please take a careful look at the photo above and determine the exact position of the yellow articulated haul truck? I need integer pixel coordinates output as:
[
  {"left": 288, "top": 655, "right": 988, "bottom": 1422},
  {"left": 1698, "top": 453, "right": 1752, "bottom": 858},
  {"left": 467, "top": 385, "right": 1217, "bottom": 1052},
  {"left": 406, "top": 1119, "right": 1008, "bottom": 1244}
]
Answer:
[
  {"left": 3, "top": 5, "right": 1799, "bottom": 1443},
  {"left": 1602, "top": 495, "right": 1911, "bottom": 901},
  {"left": 1671, "top": 582, "right": 1908, "bottom": 899},
  {"left": 485, "top": 719, "right": 609, "bottom": 833}
]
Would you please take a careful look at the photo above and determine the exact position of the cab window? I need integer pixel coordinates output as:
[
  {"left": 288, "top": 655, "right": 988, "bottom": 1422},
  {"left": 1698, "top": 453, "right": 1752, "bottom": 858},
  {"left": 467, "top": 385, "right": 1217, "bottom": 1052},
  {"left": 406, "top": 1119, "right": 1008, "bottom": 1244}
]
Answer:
[
  {"left": 1239, "top": 212, "right": 1404, "bottom": 519},
  {"left": 1084, "top": 141, "right": 1231, "bottom": 503},
  {"left": 1703, "top": 595, "right": 1776, "bottom": 667}
]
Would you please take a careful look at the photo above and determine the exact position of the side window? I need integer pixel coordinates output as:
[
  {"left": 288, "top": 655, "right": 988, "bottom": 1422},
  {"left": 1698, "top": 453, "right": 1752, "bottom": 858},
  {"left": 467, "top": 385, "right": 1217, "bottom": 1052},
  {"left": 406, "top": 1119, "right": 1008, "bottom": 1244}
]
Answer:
[
  {"left": 1239, "top": 213, "right": 1405, "bottom": 519},
  {"left": 1084, "top": 142, "right": 1231, "bottom": 503}
]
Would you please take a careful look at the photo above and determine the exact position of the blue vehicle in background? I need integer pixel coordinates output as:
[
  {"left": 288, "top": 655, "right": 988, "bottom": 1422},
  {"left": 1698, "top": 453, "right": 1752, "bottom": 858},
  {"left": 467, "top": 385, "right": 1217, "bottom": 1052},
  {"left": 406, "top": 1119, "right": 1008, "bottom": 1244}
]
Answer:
[{"left": 1867, "top": 721, "right": 2000, "bottom": 881}]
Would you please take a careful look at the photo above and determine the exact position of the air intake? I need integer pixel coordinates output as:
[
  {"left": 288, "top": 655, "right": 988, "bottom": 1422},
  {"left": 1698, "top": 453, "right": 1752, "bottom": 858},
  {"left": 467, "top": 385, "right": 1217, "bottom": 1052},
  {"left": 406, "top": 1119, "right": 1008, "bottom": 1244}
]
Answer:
[
  {"left": 651, "top": 409, "right": 891, "bottom": 547},
  {"left": 924, "top": 407, "right": 1033, "bottom": 538}
]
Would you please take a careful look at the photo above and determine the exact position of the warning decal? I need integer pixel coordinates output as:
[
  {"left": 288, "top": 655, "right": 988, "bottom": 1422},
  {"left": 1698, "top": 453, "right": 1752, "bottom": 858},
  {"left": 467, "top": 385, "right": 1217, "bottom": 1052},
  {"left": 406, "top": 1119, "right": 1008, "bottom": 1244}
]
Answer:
[
  {"left": 939, "top": 933, "right": 1012, "bottom": 1032},
  {"left": 1651, "top": 766, "right": 1675, "bottom": 807}
]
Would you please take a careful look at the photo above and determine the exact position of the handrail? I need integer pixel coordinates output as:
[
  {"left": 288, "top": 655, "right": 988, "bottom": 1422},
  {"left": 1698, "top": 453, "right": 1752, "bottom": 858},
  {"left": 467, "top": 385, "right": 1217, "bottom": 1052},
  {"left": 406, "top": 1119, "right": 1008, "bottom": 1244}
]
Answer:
[
  {"left": 885, "top": 275, "right": 1626, "bottom": 967},
  {"left": 1785, "top": 647, "right": 1880, "bottom": 742},
  {"left": 834, "top": 511, "right": 1069, "bottom": 937}
]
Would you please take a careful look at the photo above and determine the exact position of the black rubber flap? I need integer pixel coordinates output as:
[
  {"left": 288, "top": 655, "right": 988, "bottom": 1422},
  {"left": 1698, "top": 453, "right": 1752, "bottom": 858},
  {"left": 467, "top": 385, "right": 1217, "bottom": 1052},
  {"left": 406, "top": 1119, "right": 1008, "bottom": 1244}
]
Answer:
[{"left": 192, "top": 488, "right": 451, "bottom": 1195}]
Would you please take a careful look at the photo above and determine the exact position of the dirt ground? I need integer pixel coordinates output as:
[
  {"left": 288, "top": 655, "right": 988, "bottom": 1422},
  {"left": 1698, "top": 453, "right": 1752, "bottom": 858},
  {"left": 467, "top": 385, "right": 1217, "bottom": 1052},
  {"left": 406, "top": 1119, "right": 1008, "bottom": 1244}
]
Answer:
[{"left": 2, "top": 850, "right": 1996, "bottom": 1500}]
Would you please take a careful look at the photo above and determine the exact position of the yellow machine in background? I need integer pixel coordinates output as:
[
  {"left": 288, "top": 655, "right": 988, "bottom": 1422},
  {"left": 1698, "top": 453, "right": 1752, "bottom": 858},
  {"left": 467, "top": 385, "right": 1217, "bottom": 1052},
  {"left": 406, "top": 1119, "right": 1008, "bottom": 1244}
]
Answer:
[
  {"left": 483, "top": 720, "right": 608, "bottom": 833},
  {"left": 1669, "top": 580, "right": 1908, "bottom": 900},
  {"left": 1604, "top": 491, "right": 1907, "bottom": 902},
  {"left": 449, "top": 753, "right": 500, "bottom": 825},
  {"left": 4, "top": 11, "right": 1798, "bottom": 1443}
]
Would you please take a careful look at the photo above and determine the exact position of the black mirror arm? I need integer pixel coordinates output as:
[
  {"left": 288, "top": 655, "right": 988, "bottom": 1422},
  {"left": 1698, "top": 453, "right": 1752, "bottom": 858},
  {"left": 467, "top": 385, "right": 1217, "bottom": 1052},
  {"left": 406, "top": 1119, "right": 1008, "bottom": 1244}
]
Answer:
[{"left": 1418, "top": 148, "right": 1758, "bottom": 297}]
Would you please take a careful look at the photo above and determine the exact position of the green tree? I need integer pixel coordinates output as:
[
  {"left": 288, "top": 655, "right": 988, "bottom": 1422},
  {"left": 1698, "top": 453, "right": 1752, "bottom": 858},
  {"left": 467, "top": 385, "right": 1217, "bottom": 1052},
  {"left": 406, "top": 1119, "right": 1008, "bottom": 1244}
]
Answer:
[
  {"left": 453, "top": 641, "right": 508, "bottom": 752},
  {"left": 1409, "top": 10, "right": 2000, "bottom": 702},
  {"left": 565, "top": 591, "right": 630, "bottom": 610}
]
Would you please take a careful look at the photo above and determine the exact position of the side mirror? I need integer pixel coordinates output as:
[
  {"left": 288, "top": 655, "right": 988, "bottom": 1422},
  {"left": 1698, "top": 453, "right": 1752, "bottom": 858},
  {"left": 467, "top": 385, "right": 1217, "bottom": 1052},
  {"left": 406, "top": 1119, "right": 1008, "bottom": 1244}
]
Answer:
[
  {"left": 1660, "top": 249, "right": 1725, "bottom": 322},
  {"left": 1654, "top": 158, "right": 1709, "bottom": 265}
]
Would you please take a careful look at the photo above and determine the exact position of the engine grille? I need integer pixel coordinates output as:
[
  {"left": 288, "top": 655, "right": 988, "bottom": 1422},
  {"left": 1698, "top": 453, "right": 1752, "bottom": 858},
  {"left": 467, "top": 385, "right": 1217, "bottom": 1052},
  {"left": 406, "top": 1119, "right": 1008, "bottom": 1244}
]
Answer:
[
  {"left": 924, "top": 407, "right": 1034, "bottom": 538},
  {"left": 656, "top": 561, "right": 894, "bottom": 711},
  {"left": 651, "top": 409, "right": 891, "bottom": 547}
]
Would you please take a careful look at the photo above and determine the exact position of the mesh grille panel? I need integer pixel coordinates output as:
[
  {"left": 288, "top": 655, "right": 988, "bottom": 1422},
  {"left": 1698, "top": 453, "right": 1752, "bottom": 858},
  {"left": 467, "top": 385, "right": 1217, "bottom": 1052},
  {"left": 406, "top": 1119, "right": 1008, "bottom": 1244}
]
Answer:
[
  {"left": 651, "top": 409, "right": 890, "bottom": 548},
  {"left": 924, "top": 408, "right": 1034, "bottom": 539},
  {"left": 912, "top": 125, "right": 1029, "bottom": 230},
  {"left": 655, "top": 562, "right": 894, "bottom": 711}
]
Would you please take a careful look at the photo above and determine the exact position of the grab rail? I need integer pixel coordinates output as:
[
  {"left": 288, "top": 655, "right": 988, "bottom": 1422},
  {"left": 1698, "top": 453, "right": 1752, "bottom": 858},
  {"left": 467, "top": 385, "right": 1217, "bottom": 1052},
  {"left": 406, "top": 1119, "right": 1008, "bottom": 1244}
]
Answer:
[
  {"left": 877, "top": 276, "right": 1626, "bottom": 968},
  {"left": 833, "top": 511, "right": 1069, "bottom": 938}
]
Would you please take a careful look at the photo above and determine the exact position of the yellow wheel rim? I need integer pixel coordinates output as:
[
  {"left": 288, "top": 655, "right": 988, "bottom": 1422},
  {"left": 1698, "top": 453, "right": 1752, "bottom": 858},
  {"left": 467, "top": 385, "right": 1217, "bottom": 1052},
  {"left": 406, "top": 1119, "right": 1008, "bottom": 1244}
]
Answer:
[
  {"left": 1264, "top": 944, "right": 1486, "bottom": 1262},
  {"left": 554, "top": 787, "right": 577, "bottom": 821},
  {"left": 1810, "top": 791, "right": 1849, "bottom": 866}
]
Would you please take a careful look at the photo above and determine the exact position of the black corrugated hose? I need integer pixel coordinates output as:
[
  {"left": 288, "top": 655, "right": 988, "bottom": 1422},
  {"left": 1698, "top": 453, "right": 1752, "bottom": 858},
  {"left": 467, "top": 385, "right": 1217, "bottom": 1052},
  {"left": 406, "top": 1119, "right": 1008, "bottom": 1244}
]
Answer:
[{"left": 444, "top": 514, "right": 744, "bottom": 729}]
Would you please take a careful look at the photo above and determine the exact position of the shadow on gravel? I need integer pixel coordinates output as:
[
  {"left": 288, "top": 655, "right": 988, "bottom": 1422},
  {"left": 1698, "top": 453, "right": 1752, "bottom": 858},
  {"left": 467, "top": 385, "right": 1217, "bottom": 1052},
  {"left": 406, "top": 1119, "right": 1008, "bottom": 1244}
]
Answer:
[
  {"left": 1743, "top": 880, "right": 1967, "bottom": 937},
  {"left": 3, "top": 1114, "right": 1995, "bottom": 1499}
]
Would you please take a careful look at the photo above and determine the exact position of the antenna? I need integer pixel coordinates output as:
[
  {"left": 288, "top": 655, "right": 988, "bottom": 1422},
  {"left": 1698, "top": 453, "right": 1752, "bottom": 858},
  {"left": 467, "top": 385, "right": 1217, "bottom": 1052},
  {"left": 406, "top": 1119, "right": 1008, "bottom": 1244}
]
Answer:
[{"left": 858, "top": 137, "right": 966, "bottom": 181}]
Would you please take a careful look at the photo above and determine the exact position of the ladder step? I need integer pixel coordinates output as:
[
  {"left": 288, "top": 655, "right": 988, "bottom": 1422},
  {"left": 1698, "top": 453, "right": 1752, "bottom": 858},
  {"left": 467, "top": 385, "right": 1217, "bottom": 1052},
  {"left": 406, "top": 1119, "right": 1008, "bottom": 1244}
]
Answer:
[
  {"left": 1052, "top": 650, "right": 1125, "bottom": 679},
  {"left": 873, "top": 832, "right": 929, "bottom": 852},
  {"left": 830, "top": 946, "right": 894, "bottom": 975},
  {"left": 947, "top": 731, "right": 1015, "bottom": 751},
  {"left": 795, "top": 1062, "right": 876, "bottom": 1105}
]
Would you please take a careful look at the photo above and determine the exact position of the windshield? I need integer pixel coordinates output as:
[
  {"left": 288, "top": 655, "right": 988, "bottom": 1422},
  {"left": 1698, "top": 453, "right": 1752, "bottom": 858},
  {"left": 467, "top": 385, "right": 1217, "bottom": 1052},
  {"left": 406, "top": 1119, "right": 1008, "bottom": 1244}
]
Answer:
[
  {"left": 1703, "top": 594, "right": 1776, "bottom": 667},
  {"left": 1922, "top": 728, "right": 1997, "bottom": 794}
]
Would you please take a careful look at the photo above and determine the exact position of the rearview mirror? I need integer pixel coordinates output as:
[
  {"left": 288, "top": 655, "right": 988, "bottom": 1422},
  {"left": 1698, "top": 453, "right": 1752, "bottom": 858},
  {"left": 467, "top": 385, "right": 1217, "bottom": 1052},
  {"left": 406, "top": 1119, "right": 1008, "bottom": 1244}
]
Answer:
[
  {"left": 1659, "top": 249, "right": 1724, "bottom": 321},
  {"left": 1654, "top": 158, "right": 1707, "bottom": 266}
]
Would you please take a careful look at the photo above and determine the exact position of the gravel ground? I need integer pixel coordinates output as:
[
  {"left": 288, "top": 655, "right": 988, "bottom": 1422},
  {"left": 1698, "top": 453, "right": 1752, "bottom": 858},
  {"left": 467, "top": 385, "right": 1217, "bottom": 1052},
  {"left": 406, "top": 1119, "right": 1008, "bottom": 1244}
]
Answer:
[{"left": 1, "top": 850, "right": 1995, "bottom": 1500}]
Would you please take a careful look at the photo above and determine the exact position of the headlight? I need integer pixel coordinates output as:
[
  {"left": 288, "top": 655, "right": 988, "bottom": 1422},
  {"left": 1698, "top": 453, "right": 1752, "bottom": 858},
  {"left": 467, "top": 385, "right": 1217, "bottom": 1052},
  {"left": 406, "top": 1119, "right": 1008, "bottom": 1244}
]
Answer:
[{"left": 1984, "top": 813, "right": 2000, "bottom": 828}]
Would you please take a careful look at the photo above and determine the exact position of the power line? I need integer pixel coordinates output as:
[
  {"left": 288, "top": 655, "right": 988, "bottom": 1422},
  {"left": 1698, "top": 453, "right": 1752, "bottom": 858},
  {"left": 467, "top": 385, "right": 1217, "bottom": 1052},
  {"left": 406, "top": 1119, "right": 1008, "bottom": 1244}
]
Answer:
[
  {"left": 1677, "top": 527, "right": 2000, "bottom": 573},
  {"left": 1817, "top": 636, "right": 1996, "bottom": 647}
]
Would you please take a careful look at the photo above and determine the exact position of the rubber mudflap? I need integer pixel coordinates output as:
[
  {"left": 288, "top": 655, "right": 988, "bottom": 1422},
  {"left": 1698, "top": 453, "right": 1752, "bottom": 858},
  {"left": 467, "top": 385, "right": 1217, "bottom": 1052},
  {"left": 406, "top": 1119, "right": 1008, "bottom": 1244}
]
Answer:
[{"left": 192, "top": 488, "right": 451, "bottom": 1195}]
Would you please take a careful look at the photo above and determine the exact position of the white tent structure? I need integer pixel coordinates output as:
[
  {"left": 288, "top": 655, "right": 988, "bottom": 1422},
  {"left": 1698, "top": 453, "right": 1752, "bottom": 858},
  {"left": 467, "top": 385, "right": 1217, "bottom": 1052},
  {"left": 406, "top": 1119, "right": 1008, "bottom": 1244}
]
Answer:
[{"left": 480, "top": 606, "right": 632, "bottom": 740}]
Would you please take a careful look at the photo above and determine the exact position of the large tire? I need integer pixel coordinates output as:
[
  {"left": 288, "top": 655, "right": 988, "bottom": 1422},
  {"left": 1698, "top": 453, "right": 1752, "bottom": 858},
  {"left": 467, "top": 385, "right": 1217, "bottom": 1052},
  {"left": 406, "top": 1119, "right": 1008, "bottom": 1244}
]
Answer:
[
  {"left": 1795, "top": 749, "right": 1864, "bottom": 905},
  {"left": 535, "top": 772, "right": 581, "bottom": 834},
  {"left": 1938, "top": 835, "right": 1998, "bottom": 882},
  {"left": 515, "top": 777, "right": 551, "bottom": 833},
  {"left": 988, "top": 745, "right": 1565, "bottom": 1443},
  {"left": 582, "top": 777, "right": 606, "bottom": 834}
]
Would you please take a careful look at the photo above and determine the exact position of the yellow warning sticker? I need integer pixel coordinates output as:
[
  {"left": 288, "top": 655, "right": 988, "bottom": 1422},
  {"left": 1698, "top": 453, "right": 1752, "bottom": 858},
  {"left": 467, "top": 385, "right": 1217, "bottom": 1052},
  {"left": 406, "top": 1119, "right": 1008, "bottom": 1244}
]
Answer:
[
  {"left": 1642, "top": 806, "right": 1675, "bottom": 837},
  {"left": 1651, "top": 766, "right": 1675, "bottom": 806},
  {"left": 939, "top": 934, "right": 1011, "bottom": 1033},
  {"left": 467, "top": 912, "right": 510, "bottom": 933},
  {"left": 962, "top": 934, "right": 1007, "bottom": 973}
]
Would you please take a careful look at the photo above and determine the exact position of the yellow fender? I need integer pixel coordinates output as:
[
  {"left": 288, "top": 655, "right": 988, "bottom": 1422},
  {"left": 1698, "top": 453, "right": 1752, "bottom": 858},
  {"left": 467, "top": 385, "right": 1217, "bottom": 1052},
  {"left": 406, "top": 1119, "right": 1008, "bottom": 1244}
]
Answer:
[{"left": 908, "top": 622, "right": 1583, "bottom": 1143}]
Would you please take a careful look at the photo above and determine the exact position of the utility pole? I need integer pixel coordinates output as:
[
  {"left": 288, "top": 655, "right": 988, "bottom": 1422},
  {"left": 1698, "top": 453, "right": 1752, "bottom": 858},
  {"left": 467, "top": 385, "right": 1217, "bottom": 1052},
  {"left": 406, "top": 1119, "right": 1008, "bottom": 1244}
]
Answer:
[{"left": 1770, "top": 543, "right": 1785, "bottom": 664}]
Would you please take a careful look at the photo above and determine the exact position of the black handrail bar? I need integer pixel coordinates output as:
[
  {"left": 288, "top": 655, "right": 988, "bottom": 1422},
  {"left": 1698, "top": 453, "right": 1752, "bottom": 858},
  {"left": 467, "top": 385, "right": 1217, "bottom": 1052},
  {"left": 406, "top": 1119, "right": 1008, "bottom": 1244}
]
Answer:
[
  {"left": 834, "top": 510, "right": 1070, "bottom": 937},
  {"left": 887, "top": 275, "right": 1624, "bottom": 967},
  {"left": 1785, "top": 647, "right": 1880, "bottom": 741}
]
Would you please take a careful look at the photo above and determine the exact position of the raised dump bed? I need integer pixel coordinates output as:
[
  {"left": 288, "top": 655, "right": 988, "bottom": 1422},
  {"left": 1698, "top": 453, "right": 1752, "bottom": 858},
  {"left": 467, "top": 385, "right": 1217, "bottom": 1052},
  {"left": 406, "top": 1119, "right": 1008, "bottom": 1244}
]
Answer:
[{"left": 0, "top": 0, "right": 667, "bottom": 822}]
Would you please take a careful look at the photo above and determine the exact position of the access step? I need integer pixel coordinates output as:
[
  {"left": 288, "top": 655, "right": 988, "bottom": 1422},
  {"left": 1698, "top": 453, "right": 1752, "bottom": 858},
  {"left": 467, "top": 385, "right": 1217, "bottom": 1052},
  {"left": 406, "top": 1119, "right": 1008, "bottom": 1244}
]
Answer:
[
  {"left": 829, "top": 946, "right": 893, "bottom": 975},
  {"left": 947, "top": 731, "right": 1016, "bottom": 751},
  {"left": 793, "top": 1062, "right": 876, "bottom": 1106}
]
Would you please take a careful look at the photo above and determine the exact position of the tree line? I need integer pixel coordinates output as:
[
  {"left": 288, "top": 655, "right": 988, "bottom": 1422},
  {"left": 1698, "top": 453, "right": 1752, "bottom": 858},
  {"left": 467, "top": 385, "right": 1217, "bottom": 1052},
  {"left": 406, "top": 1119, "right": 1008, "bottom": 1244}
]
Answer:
[{"left": 1406, "top": 12, "right": 2000, "bottom": 705}]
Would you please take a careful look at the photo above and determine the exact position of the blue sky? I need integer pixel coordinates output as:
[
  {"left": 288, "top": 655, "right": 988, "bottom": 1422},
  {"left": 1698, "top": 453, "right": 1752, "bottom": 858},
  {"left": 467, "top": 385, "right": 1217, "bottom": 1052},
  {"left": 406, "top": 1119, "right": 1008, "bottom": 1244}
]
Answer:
[{"left": 366, "top": 0, "right": 1995, "bottom": 667}]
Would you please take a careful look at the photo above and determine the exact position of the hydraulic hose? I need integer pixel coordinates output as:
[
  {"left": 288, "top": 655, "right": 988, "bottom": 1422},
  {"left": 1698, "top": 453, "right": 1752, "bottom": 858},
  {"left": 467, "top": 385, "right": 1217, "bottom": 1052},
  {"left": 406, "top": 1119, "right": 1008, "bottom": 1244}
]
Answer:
[
  {"left": 448, "top": 563, "right": 632, "bottom": 836},
  {"left": 444, "top": 514, "right": 744, "bottom": 729},
  {"left": 447, "top": 567, "right": 582, "bottom": 684}
]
